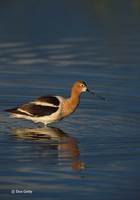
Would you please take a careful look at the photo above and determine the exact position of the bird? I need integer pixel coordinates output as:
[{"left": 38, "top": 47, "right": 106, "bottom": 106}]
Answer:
[{"left": 5, "top": 80, "right": 105, "bottom": 126}]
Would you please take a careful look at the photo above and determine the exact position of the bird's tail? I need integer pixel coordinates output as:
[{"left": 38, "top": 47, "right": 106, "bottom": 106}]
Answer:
[{"left": 5, "top": 108, "right": 19, "bottom": 113}]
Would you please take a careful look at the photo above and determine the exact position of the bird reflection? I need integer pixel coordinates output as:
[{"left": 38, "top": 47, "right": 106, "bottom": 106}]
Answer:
[{"left": 11, "top": 126, "right": 85, "bottom": 170}]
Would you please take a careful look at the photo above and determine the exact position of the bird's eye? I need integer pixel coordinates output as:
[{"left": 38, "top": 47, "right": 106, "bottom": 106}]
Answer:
[{"left": 80, "top": 84, "right": 85, "bottom": 87}]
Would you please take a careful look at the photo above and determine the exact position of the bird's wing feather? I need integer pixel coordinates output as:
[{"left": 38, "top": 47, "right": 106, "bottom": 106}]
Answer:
[
  {"left": 5, "top": 103, "right": 59, "bottom": 117},
  {"left": 34, "top": 96, "right": 60, "bottom": 107},
  {"left": 19, "top": 103, "right": 59, "bottom": 116},
  {"left": 5, "top": 96, "right": 61, "bottom": 117}
]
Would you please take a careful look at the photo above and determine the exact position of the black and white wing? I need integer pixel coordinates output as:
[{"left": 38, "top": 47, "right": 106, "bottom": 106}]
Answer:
[
  {"left": 5, "top": 96, "right": 61, "bottom": 117},
  {"left": 34, "top": 96, "right": 60, "bottom": 106}
]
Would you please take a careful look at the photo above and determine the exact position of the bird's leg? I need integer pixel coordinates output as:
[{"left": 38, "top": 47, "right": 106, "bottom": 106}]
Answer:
[{"left": 44, "top": 123, "right": 47, "bottom": 128}]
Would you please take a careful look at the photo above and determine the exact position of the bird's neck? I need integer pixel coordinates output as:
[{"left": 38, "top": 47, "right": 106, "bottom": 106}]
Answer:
[{"left": 62, "top": 90, "right": 80, "bottom": 118}]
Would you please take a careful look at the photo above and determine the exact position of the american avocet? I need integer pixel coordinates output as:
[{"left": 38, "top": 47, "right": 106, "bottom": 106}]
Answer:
[{"left": 5, "top": 80, "right": 105, "bottom": 126}]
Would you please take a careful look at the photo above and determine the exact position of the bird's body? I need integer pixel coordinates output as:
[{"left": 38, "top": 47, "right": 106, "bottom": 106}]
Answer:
[
  {"left": 5, "top": 80, "right": 88, "bottom": 126},
  {"left": 7, "top": 96, "right": 65, "bottom": 125}
]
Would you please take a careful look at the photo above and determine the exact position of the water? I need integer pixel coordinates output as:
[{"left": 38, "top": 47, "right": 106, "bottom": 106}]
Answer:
[{"left": 0, "top": 1, "right": 140, "bottom": 200}]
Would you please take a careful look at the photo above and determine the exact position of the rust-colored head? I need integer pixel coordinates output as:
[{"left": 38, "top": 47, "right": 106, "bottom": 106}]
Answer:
[
  {"left": 70, "top": 80, "right": 106, "bottom": 100},
  {"left": 71, "top": 80, "right": 88, "bottom": 96}
]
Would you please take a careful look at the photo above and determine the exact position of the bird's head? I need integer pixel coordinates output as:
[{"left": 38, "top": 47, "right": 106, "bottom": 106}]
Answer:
[
  {"left": 72, "top": 80, "right": 106, "bottom": 100},
  {"left": 72, "top": 80, "right": 88, "bottom": 94}
]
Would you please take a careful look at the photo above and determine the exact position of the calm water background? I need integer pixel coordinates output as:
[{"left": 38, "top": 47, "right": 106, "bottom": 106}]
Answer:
[{"left": 0, "top": 0, "right": 140, "bottom": 199}]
